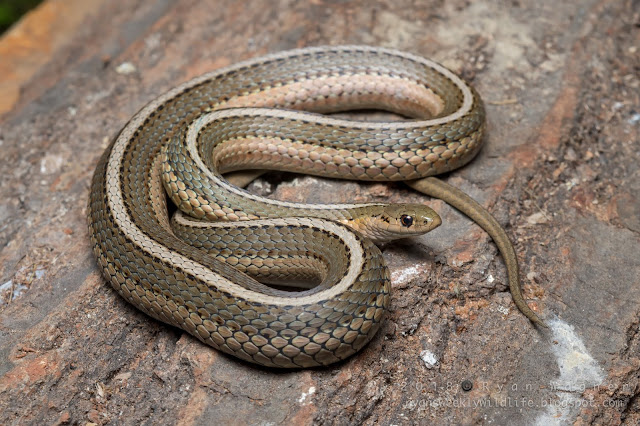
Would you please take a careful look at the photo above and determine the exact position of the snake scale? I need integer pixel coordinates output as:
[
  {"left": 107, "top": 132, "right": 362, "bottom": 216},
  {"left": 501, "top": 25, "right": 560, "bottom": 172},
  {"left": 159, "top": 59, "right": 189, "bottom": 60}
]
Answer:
[{"left": 88, "top": 46, "right": 545, "bottom": 369}]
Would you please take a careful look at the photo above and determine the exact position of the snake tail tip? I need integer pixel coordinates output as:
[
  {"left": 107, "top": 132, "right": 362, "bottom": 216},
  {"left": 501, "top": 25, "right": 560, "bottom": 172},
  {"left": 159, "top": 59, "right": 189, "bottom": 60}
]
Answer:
[{"left": 531, "top": 316, "right": 549, "bottom": 329}]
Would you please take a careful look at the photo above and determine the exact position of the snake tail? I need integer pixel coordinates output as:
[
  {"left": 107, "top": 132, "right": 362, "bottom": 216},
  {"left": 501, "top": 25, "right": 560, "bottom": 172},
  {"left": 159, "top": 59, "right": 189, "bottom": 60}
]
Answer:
[{"left": 408, "top": 177, "right": 547, "bottom": 327}]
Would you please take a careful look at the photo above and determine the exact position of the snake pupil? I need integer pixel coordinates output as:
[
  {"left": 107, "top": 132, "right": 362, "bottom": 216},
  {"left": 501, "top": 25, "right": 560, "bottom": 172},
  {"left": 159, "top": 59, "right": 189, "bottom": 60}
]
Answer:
[{"left": 400, "top": 215, "right": 413, "bottom": 227}]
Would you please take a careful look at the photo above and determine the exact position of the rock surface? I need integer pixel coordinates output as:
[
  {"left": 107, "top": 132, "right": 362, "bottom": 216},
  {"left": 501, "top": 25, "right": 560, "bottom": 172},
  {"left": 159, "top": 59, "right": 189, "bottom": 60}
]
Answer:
[{"left": 0, "top": 0, "right": 639, "bottom": 424}]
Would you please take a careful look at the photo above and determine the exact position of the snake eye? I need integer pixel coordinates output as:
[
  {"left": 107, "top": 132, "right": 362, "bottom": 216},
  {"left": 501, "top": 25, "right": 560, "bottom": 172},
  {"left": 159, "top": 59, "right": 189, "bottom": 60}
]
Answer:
[{"left": 400, "top": 214, "right": 413, "bottom": 227}]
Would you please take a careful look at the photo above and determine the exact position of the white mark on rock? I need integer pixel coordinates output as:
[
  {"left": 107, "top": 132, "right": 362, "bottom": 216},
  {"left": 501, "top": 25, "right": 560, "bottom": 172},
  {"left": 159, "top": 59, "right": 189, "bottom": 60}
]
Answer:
[
  {"left": 535, "top": 319, "right": 605, "bottom": 426},
  {"left": 391, "top": 265, "right": 421, "bottom": 283},
  {"left": 144, "top": 33, "right": 162, "bottom": 50},
  {"left": 40, "top": 153, "right": 64, "bottom": 174},
  {"left": 35, "top": 267, "right": 46, "bottom": 279},
  {"left": 0, "top": 279, "right": 13, "bottom": 292},
  {"left": 297, "top": 386, "right": 316, "bottom": 404},
  {"left": 420, "top": 350, "right": 438, "bottom": 369},
  {"left": 497, "top": 305, "right": 510, "bottom": 315},
  {"left": 526, "top": 211, "right": 549, "bottom": 225},
  {"left": 116, "top": 62, "right": 137, "bottom": 75},
  {"left": 247, "top": 178, "right": 273, "bottom": 194},
  {"left": 0, "top": 279, "right": 28, "bottom": 305}
]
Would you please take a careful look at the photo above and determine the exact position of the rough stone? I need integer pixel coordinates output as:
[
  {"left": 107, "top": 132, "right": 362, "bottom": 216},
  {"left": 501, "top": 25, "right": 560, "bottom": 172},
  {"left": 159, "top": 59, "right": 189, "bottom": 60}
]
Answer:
[{"left": 1, "top": 0, "right": 639, "bottom": 424}]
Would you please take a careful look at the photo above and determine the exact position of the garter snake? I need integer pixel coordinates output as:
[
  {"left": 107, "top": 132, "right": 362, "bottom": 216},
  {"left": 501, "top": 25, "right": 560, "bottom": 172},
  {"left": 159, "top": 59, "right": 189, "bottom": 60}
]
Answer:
[{"left": 88, "top": 46, "right": 545, "bottom": 369}]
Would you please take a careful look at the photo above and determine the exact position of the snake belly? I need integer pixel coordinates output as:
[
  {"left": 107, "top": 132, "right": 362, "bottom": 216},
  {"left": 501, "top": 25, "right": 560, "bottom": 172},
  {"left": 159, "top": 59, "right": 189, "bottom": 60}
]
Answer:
[{"left": 88, "top": 46, "right": 486, "bottom": 368}]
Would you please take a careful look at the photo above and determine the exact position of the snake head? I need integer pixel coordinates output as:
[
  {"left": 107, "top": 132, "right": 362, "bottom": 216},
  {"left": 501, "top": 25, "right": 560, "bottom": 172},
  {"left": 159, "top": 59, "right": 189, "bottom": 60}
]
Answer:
[{"left": 347, "top": 204, "right": 442, "bottom": 244}]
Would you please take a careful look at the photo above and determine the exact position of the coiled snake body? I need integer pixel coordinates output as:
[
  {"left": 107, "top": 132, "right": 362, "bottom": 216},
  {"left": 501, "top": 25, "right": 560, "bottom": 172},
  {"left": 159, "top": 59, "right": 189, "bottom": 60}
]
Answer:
[{"left": 88, "top": 46, "right": 544, "bottom": 368}]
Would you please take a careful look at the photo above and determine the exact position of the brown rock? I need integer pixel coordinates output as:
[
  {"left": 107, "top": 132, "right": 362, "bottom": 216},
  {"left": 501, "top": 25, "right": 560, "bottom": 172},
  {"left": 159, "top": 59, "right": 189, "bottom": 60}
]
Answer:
[{"left": 1, "top": 0, "right": 639, "bottom": 424}]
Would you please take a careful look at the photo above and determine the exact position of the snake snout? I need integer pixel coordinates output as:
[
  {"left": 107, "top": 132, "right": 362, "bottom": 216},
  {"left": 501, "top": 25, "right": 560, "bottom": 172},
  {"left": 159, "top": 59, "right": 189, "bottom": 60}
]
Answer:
[
  {"left": 419, "top": 207, "right": 442, "bottom": 232},
  {"left": 403, "top": 204, "right": 441, "bottom": 235}
]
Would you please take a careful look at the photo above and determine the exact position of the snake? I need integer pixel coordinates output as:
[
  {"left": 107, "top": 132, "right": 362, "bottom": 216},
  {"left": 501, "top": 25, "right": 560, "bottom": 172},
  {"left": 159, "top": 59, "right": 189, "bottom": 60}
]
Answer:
[{"left": 88, "top": 46, "right": 545, "bottom": 369}]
